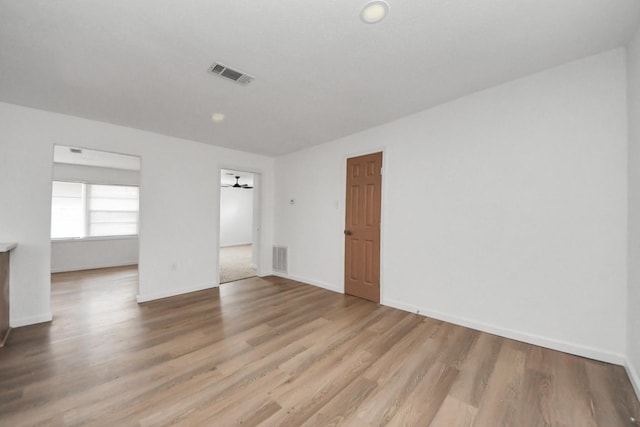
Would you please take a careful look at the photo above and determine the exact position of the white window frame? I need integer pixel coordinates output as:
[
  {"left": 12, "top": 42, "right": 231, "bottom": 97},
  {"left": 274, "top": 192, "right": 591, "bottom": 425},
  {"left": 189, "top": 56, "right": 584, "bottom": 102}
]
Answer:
[{"left": 51, "top": 180, "right": 140, "bottom": 241}]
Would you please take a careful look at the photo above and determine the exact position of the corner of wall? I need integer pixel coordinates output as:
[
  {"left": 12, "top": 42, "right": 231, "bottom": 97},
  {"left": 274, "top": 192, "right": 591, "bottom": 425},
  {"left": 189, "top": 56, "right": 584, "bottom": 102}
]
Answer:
[
  {"left": 136, "top": 281, "right": 219, "bottom": 303},
  {"left": 11, "top": 311, "right": 53, "bottom": 328},
  {"left": 271, "top": 272, "right": 341, "bottom": 294},
  {"left": 626, "top": 24, "right": 640, "bottom": 404},
  {"left": 626, "top": 357, "right": 640, "bottom": 403}
]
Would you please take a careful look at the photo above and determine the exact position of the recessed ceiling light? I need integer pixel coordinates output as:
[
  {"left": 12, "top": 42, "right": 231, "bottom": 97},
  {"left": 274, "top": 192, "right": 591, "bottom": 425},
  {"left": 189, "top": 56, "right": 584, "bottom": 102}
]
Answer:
[
  {"left": 360, "top": 1, "right": 389, "bottom": 24},
  {"left": 211, "top": 113, "right": 225, "bottom": 123}
]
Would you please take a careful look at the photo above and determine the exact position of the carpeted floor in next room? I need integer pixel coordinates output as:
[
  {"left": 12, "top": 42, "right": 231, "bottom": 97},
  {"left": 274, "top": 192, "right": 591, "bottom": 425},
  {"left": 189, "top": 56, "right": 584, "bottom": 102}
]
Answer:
[{"left": 219, "top": 244, "right": 256, "bottom": 283}]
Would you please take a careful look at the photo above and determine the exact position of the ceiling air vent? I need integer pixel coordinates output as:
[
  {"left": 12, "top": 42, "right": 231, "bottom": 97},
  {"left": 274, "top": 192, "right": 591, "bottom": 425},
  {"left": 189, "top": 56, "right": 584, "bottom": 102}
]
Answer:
[{"left": 208, "top": 62, "right": 254, "bottom": 86}]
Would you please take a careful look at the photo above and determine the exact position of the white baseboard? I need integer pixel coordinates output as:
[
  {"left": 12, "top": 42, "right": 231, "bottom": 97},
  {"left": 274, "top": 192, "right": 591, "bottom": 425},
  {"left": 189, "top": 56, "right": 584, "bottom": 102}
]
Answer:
[
  {"left": 137, "top": 282, "right": 219, "bottom": 303},
  {"left": 51, "top": 261, "right": 138, "bottom": 273},
  {"left": 260, "top": 272, "right": 626, "bottom": 366},
  {"left": 220, "top": 242, "right": 252, "bottom": 248},
  {"left": 271, "top": 272, "right": 341, "bottom": 294},
  {"left": 382, "top": 297, "right": 626, "bottom": 366},
  {"left": 625, "top": 358, "right": 640, "bottom": 402},
  {"left": 11, "top": 311, "right": 53, "bottom": 328}
]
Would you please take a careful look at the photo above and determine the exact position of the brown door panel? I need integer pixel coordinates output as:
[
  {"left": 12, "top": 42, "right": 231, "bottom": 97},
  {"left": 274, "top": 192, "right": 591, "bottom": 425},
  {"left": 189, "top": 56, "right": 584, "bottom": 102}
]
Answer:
[{"left": 344, "top": 152, "right": 382, "bottom": 303}]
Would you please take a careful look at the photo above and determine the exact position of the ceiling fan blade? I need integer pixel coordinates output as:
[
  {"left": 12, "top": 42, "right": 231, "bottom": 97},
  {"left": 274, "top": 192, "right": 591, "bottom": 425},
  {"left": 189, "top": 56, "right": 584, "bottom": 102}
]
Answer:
[{"left": 222, "top": 175, "right": 253, "bottom": 188}]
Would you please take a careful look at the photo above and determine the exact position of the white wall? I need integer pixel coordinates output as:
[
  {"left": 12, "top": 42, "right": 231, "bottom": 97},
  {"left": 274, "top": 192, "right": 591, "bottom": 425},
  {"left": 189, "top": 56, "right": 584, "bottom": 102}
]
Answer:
[
  {"left": 51, "top": 238, "right": 138, "bottom": 273},
  {"left": 219, "top": 187, "right": 253, "bottom": 247},
  {"left": 627, "top": 27, "right": 640, "bottom": 398},
  {"left": 51, "top": 163, "right": 140, "bottom": 273},
  {"left": 0, "top": 102, "right": 274, "bottom": 326},
  {"left": 52, "top": 163, "right": 140, "bottom": 186},
  {"left": 274, "top": 49, "right": 628, "bottom": 363}
]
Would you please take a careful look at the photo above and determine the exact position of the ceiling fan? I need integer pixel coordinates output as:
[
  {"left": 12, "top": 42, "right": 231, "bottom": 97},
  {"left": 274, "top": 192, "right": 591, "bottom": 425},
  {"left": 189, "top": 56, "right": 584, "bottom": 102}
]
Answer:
[{"left": 222, "top": 175, "right": 253, "bottom": 189}]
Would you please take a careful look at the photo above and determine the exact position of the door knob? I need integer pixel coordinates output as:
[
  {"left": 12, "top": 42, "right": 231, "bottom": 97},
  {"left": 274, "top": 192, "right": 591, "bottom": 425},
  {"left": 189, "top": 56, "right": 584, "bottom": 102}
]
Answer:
[{"left": 344, "top": 230, "right": 353, "bottom": 235}]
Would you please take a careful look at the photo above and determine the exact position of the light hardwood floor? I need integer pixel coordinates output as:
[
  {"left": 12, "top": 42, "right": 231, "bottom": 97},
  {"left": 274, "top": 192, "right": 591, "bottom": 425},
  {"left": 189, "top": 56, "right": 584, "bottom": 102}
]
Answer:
[{"left": 0, "top": 266, "right": 639, "bottom": 426}]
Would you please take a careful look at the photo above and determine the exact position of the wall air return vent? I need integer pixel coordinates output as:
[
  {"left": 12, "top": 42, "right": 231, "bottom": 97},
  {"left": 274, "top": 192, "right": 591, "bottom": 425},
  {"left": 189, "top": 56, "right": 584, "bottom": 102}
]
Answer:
[
  {"left": 208, "top": 62, "right": 254, "bottom": 86},
  {"left": 272, "top": 246, "right": 288, "bottom": 274}
]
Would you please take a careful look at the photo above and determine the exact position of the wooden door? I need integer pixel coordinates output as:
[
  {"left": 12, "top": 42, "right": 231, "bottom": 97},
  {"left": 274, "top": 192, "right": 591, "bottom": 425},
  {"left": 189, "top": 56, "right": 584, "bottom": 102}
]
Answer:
[{"left": 344, "top": 152, "right": 382, "bottom": 303}]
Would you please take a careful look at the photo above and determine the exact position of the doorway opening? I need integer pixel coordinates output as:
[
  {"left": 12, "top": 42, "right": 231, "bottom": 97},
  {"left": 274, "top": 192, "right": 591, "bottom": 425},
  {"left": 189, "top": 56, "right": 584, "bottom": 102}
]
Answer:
[
  {"left": 219, "top": 169, "right": 259, "bottom": 283},
  {"left": 49, "top": 145, "right": 142, "bottom": 308}
]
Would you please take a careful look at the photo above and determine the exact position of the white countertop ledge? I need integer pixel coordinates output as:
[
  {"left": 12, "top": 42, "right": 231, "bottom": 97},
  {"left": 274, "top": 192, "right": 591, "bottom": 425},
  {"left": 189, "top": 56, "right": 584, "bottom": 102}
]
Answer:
[{"left": 0, "top": 242, "right": 17, "bottom": 252}]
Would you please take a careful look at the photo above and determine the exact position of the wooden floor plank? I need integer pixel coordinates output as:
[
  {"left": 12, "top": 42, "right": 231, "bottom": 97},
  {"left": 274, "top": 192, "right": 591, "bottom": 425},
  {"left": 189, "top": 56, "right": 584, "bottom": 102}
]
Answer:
[
  {"left": 385, "top": 362, "right": 459, "bottom": 427},
  {"left": 0, "top": 266, "right": 638, "bottom": 426},
  {"left": 447, "top": 332, "right": 503, "bottom": 407},
  {"left": 472, "top": 343, "right": 527, "bottom": 426},
  {"left": 429, "top": 395, "right": 478, "bottom": 427}
]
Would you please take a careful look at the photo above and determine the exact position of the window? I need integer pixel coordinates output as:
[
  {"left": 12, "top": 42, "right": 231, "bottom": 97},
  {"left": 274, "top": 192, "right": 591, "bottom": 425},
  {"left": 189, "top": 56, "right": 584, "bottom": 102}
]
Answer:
[
  {"left": 88, "top": 184, "right": 139, "bottom": 237},
  {"left": 51, "top": 182, "right": 85, "bottom": 239},
  {"left": 51, "top": 181, "right": 139, "bottom": 239}
]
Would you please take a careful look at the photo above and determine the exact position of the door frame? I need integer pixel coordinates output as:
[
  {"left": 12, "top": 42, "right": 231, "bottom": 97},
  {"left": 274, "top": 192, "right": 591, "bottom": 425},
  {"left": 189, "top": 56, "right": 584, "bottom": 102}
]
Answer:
[
  {"left": 49, "top": 144, "right": 143, "bottom": 302},
  {"left": 340, "top": 147, "right": 388, "bottom": 302},
  {"left": 216, "top": 166, "right": 265, "bottom": 283}
]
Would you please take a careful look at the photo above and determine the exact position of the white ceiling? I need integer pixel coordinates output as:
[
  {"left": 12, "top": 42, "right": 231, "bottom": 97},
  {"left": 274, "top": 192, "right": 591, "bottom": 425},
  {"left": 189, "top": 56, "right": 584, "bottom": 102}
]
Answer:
[{"left": 1, "top": 1, "right": 639, "bottom": 156}]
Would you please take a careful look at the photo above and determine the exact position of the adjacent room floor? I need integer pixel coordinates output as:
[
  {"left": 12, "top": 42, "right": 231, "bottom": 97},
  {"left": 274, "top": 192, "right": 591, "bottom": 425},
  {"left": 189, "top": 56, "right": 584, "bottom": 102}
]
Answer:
[
  {"left": 219, "top": 244, "right": 256, "bottom": 284},
  {"left": 0, "top": 266, "right": 638, "bottom": 425}
]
